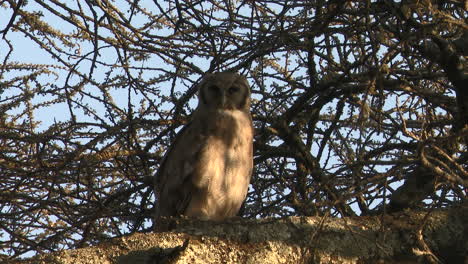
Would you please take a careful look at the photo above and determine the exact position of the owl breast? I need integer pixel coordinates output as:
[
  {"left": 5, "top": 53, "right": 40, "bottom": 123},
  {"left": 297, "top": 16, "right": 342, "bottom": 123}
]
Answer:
[{"left": 186, "top": 109, "right": 253, "bottom": 220}]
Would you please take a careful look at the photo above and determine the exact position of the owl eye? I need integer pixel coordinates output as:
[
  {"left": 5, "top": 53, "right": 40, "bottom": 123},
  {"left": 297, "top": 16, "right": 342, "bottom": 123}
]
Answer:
[
  {"left": 208, "top": 85, "right": 220, "bottom": 92},
  {"left": 228, "top": 86, "right": 240, "bottom": 94}
]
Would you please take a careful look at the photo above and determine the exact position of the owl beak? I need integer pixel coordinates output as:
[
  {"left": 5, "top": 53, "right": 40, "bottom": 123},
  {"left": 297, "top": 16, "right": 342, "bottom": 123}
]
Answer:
[{"left": 220, "top": 93, "right": 226, "bottom": 107}]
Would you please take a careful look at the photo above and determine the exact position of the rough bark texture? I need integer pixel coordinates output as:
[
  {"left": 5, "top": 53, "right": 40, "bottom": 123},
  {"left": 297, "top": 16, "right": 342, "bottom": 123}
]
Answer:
[{"left": 9, "top": 204, "right": 468, "bottom": 264}]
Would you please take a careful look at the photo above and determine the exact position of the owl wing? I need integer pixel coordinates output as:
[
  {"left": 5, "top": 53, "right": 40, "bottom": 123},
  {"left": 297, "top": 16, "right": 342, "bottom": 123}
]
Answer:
[{"left": 154, "top": 120, "right": 205, "bottom": 217}]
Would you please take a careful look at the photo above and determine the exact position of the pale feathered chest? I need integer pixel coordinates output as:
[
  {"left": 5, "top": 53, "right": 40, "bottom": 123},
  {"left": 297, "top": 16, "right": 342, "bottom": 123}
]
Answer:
[
  {"left": 200, "top": 109, "right": 253, "bottom": 147},
  {"left": 183, "top": 109, "right": 253, "bottom": 219},
  {"left": 191, "top": 109, "right": 253, "bottom": 187}
]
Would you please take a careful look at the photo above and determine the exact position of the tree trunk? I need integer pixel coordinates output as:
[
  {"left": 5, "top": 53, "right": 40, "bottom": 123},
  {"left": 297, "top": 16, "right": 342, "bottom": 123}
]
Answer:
[{"left": 10, "top": 204, "right": 467, "bottom": 264}]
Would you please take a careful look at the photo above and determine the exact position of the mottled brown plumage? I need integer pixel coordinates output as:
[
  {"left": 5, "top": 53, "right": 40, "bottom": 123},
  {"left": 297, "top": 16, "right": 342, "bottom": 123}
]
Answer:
[{"left": 155, "top": 72, "right": 253, "bottom": 221}]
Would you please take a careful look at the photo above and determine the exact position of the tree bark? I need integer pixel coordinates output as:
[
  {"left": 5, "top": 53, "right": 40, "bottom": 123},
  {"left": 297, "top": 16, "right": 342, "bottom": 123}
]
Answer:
[{"left": 10, "top": 204, "right": 467, "bottom": 264}]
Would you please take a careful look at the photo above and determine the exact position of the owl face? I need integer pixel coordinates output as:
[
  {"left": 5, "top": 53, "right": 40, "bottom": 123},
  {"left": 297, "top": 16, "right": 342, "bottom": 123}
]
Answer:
[{"left": 198, "top": 72, "right": 250, "bottom": 111}]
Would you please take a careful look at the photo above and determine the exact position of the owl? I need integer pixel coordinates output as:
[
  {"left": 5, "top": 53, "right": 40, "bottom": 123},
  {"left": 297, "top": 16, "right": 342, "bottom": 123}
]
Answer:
[{"left": 154, "top": 72, "right": 253, "bottom": 221}]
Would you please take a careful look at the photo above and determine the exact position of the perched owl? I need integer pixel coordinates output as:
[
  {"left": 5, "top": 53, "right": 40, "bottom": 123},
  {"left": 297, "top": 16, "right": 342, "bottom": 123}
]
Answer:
[{"left": 155, "top": 72, "right": 253, "bottom": 221}]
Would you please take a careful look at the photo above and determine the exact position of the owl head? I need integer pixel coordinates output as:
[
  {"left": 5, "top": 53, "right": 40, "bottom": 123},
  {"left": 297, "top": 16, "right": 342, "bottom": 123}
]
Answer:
[{"left": 197, "top": 72, "right": 251, "bottom": 112}]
